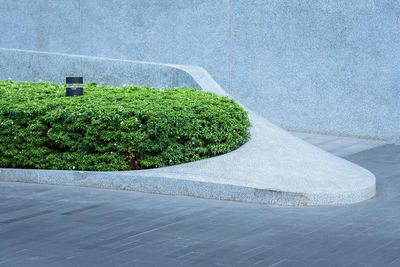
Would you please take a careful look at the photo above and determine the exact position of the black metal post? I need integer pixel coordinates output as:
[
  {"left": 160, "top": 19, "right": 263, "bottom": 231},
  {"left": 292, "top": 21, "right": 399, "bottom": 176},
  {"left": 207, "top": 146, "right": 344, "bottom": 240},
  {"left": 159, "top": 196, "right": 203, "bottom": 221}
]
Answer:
[{"left": 66, "top": 77, "right": 83, "bottom": 96}]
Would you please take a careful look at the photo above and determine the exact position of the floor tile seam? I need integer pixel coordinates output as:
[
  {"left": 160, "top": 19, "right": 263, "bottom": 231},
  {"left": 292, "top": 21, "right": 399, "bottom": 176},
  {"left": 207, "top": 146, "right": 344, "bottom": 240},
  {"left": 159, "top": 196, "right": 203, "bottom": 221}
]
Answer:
[
  {"left": 303, "top": 137, "right": 343, "bottom": 146},
  {"left": 332, "top": 143, "right": 386, "bottom": 154},
  {"left": 318, "top": 139, "right": 369, "bottom": 150},
  {"left": 0, "top": 210, "right": 55, "bottom": 224}
]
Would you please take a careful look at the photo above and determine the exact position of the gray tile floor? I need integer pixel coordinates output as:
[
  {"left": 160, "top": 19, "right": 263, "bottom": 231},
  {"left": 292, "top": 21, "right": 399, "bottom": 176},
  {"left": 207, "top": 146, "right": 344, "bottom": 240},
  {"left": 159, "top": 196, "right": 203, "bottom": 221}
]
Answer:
[
  {"left": 292, "top": 131, "right": 387, "bottom": 157},
  {"left": 0, "top": 140, "right": 399, "bottom": 266}
]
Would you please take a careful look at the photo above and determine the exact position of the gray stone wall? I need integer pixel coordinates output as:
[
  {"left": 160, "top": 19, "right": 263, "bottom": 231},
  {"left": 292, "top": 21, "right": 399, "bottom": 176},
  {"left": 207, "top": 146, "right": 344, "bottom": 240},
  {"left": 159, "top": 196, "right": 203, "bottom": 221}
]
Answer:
[{"left": 1, "top": 0, "right": 399, "bottom": 143}]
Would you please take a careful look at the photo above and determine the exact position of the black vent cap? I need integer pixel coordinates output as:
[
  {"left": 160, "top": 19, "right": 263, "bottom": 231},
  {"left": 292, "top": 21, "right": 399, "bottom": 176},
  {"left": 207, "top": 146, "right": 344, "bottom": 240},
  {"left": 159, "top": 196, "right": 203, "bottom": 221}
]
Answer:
[{"left": 66, "top": 77, "right": 83, "bottom": 84}]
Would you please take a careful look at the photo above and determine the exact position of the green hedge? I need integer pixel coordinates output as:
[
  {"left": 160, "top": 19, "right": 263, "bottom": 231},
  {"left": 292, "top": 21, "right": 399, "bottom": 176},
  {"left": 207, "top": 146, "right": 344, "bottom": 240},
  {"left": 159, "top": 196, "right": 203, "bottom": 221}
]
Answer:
[{"left": 0, "top": 79, "right": 251, "bottom": 171}]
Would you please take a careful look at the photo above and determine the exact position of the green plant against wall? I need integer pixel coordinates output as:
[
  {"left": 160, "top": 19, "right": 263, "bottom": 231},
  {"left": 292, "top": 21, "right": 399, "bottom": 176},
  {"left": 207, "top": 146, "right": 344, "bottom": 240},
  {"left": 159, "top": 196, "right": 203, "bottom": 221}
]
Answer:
[{"left": 0, "top": 79, "right": 251, "bottom": 171}]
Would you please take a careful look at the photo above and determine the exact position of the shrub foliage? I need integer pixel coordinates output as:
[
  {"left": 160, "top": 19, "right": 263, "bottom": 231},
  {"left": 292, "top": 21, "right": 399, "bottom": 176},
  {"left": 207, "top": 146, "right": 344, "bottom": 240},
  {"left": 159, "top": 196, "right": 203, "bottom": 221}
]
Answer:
[{"left": 0, "top": 79, "right": 251, "bottom": 171}]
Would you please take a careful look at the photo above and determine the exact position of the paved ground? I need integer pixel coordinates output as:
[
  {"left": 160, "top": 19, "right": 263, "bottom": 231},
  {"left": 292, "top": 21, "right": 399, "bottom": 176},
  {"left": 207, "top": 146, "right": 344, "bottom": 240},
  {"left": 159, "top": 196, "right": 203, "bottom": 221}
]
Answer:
[
  {"left": 0, "top": 139, "right": 399, "bottom": 266},
  {"left": 292, "top": 131, "right": 387, "bottom": 157}
]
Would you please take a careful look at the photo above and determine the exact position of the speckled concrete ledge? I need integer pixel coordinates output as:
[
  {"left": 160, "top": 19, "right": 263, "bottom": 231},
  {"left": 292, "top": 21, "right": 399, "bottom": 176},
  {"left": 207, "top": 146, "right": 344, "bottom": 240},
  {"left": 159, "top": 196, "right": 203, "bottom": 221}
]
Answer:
[{"left": 0, "top": 48, "right": 376, "bottom": 206}]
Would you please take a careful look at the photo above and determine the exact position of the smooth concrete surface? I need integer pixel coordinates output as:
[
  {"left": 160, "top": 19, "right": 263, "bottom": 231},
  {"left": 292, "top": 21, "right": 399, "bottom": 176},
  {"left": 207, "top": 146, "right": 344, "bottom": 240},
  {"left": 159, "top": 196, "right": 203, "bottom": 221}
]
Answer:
[
  {"left": 1, "top": 0, "right": 398, "bottom": 143},
  {"left": 0, "top": 48, "right": 376, "bottom": 206},
  {"left": 0, "top": 144, "right": 399, "bottom": 266}
]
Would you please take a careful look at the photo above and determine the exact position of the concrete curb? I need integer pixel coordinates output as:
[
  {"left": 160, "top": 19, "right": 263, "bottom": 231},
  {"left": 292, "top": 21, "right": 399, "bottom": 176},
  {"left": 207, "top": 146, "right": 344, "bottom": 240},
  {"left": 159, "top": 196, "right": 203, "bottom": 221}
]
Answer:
[{"left": 0, "top": 168, "right": 375, "bottom": 206}]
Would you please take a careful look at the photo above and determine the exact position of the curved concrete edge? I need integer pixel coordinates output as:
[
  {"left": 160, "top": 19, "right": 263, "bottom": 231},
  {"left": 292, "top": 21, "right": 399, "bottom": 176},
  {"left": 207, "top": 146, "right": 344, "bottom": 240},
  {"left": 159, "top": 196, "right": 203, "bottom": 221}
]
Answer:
[
  {"left": 0, "top": 168, "right": 375, "bottom": 206},
  {"left": 0, "top": 47, "right": 203, "bottom": 90},
  {"left": 160, "top": 64, "right": 376, "bottom": 206},
  {"left": 0, "top": 48, "right": 376, "bottom": 206}
]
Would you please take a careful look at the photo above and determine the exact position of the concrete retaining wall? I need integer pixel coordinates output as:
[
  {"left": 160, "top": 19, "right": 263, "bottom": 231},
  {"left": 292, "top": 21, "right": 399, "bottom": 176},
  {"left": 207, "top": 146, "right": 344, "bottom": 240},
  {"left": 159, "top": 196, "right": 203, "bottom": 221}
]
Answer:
[
  {"left": 0, "top": 48, "right": 377, "bottom": 206},
  {"left": 0, "top": 48, "right": 201, "bottom": 89},
  {"left": 0, "top": 0, "right": 399, "bottom": 142}
]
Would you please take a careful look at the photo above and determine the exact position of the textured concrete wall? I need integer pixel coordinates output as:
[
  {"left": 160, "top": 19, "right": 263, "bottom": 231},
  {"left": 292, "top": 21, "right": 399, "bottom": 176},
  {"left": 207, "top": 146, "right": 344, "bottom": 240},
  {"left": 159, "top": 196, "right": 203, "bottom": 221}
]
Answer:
[
  {"left": 0, "top": 48, "right": 201, "bottom": 90},
  {"left": 231, "top": 0, "right": 400, "bottom": 143},
  {"left": 0, "top": 0, "right": 399, "bottom": 143}
]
